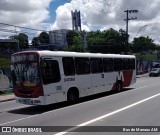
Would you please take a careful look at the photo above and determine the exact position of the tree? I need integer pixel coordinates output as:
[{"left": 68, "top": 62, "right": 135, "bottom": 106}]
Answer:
[
  {"left": 65, "top": 45, "right": 85, "bottom": 52},
  {"left": 17, "top": 33, "right": 29, "bottom": 49},
  {"left": 66, "top": 30, "right": 79, "bottom": 47},
  {"left": 87, "top": 28, "right": 123, "bottom": 54},
  {"left": 38, "top": 32, "right": 49, "bottom": 44},
  {"left": 131, "top": 36, "right": 156, "bottom": 53},
  {"left": 10, "top": 33, "right": 29, "bottom": 49},
  {"left": 65, "top": 31, "right": 86, "bottom": 52},
  {"left": 32, "top": 37, "right": 39, "bottom": 47}
]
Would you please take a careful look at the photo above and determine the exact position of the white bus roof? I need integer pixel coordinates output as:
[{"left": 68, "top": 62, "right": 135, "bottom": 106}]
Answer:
[{"left": 13, "top": 50, "right": 136, "bottom": 59}]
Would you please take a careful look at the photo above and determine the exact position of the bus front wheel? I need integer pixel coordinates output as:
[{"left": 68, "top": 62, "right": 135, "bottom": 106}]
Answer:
[{"left": 67, "top": 89, "right": 79, "bottom": 103}]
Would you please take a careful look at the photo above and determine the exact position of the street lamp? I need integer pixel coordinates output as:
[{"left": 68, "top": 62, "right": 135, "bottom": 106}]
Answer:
[{"left": 135, "top": 24, "right": 148, "bottom": 38}]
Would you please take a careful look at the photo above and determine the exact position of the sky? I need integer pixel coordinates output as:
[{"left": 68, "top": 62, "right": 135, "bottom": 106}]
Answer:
[{"left": 0, "top": 0, "right": 160, "bottom": 44}]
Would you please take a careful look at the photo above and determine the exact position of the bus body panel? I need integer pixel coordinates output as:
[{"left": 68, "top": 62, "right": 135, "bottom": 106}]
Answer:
[{"left": 75, "top": 74, "right": 93, "bottom": 96}]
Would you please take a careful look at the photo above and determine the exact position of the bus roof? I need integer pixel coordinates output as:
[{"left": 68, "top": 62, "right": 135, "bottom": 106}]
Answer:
[{"left": 12, "top": 50, "right": 136, "bottom": 59}]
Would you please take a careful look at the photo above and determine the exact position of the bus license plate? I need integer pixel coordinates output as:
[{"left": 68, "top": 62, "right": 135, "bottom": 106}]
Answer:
[{"left": 20, "top": 99, "right": 31, "bottom": 104}]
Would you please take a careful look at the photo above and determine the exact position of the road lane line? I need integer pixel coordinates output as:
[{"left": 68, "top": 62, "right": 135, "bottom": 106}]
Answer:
[
  {"left": 0, "top": 86, "right": 147, "bottom": 126},
  {"left": 55, "top": 92, "right": 160, "bottom": 135}
]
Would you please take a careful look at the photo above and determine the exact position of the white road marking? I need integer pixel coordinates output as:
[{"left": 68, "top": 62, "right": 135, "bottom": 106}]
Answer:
[
  {"left": 54, "top": 92, "right": 160, "bottom": 135},
  {"left": 0, "top": 86, "right": 147, "bottom": 126}
]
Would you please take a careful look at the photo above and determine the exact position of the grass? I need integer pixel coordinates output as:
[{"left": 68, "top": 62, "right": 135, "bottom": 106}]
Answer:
[
  {"left": 0, "top": 88, "right": 13, "bottom": 95},
  {"left": 0, "top": 58, "right": 11, "bottom": 67}
]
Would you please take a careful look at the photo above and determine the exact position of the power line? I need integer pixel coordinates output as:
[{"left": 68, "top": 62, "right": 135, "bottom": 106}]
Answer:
[{"left": 0, "top": 22, "right": 46, "bottom": 32}]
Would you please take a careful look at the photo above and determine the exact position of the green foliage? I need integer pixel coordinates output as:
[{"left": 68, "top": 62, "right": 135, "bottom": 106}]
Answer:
[
  {"left": 66, "top": 30, "right": 79, "bottom": 47},
  {"left": 38, "top": 32, "right": 49, "bottom": 44},
  {"left": 65, "top": 44, "right": 85, "bottom": 52},
  {"left": 135, "top": 53, "right": 157, "bottom": 61},
  {"left": 87, "top": 28, "right": 124, "bottom": 54},
  {"left": 131, "top": 36, "right": 156, "bottom": 53},
  {"left": 10, "top": 33, "right": 29, "bottom": 49},
  {"left": 65, "top": 30, "right": 87, "bottom": 52},
  {"left": 0, "top": 58, "right": 11, "bottom": 67},
  {"left": 32, "top": 37, "right": 39, "bottom": 47},
  {"left": 17, "top": 33, "right": 29, "bottom": 49}
]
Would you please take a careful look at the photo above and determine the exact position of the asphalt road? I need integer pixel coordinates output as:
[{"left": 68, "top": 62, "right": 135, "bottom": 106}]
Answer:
[{"left": 0, "top": 76, "right": 160, "bottom": 135}]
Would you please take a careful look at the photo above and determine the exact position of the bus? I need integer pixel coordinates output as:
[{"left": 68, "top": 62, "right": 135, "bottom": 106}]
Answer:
[{"left": 11, "top": 51, "right": 136, "bottom": 105}]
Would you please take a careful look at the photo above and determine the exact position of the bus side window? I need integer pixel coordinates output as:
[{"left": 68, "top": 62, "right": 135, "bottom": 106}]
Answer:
[
  {"left": 91, "top": 58, "right": 103, "bottom": 73},
  {"left": 62, "top": 57, "right": 75, "bottom": 76},
  {"left": 123, "top": 58, "right": 130, "bottom": 70},
  {"left": 41, "top": 60, "right": 60, "bottom": 84},
  {"left": 130, "top": 59, "right": 135, "bottom": 69},
  {"left": 103, "top": 58, "right": 113, "bottom": 72},
  {"left": 75, "top": 58, "right": 90, "bottom": 75},
  {"left": 114, "top": 58, "right": 122, "bottom": 71}
]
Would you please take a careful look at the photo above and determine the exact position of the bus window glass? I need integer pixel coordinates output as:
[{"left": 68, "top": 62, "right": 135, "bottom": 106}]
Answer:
[
  {"left": 75, "top": 58, "right": 90, "bottom": 75},
  {"left": 62, "top": 57, "right": 75, "bottom": 76},
  {"left": 114, "top": 58, "right": 122, "bottom": 71},
  {"left": 12, "top": 53, "right": 40, "bottom": 87},
  {"left": 41, "top": 60, "right": 60, "bottom": 84},
  {"left": 123, "top": 58, "right": 130, "bottom": 70},
  {"left": 103, "top": 58, "right": 113, "bottom": 72},
  {"left": 130, "top": 59, "right": 135, "bottom": 69},
  {"left": 91, "top": 58, "right": 103, "bottom": 73},
  {"left": 13, "top": 62, "right": 40, "bottom": 87}
]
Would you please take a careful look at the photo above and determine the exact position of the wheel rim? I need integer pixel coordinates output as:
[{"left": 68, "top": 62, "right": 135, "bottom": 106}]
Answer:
[
  {"left": 68, "top": 92, "right": 77, "bottom": 102},
  {"left": 116, "top": 82, "right": 121, "bottom": 91}
]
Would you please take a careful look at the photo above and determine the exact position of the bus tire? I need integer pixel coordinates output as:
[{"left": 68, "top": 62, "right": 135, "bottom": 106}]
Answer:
[
  {"left": 116, "top": 81, "right": 122, "bottom": 91},
  {"left": 67, "top": 88, "right": 79, "bottom": 104}
]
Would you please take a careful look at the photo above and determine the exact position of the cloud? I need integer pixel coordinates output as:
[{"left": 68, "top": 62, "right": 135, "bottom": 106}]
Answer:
[
  {"left": 51, "top": 0, "right": 160, "bottom": 43},
  {"left": 1, "top": 0, "right": 160, "bottom": 44},
  {"left": 0, "top": 0, "right": 52, "bottom": 28}
]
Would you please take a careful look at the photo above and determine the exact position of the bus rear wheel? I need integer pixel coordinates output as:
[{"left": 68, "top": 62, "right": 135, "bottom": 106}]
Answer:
[
  {"left": 116, "top": 81, "right": 122, "bottom": 91},
  {"left": 67, "top": 89, "right": 79, "bottom": 104}
]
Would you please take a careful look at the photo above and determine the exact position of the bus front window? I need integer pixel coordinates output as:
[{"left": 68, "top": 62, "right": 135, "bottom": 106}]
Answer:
[{"left": 13, "top": 62, "right": 40, "bottom": 87}]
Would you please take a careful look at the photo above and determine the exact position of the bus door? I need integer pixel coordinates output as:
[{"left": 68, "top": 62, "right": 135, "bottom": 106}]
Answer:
[{"left": 41, "top": 58, "right": 64, "bottom": 103}]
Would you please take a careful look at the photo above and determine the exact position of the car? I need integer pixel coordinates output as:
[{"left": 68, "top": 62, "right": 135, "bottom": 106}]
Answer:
[{"left": 149, "top": 68, "right": 160, "bottom": 77}]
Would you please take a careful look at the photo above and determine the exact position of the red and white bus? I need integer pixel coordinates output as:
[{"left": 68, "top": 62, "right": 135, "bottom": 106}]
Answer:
[{"left": 11, "top": 51, "right": 136, "bottom": 105}]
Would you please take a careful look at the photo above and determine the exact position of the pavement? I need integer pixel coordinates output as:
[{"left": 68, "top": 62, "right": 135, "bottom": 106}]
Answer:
[
  {"left": 0, "top": 73, "right": 149, "bottom": 103},
  {"left": 0, "top": 93, "right": 15, "bottom": 103}
]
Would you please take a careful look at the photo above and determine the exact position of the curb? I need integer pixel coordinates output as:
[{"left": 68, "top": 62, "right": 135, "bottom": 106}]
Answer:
[
  {"left": 0, "top": 98, "right": 15, "bottom": 103},
  {"left": 0, "top": 94, "right": 15, "bottom": 103},
  {"left": 136, "top": 73, "right": 149, "bottom": 78}
]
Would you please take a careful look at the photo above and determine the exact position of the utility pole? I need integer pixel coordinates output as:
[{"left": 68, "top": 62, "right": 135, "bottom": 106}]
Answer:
[{"left": 124, "top": 10, "right": 138, "bottom": 54}]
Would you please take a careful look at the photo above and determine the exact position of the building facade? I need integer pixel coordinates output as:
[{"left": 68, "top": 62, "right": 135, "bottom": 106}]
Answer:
[{"left": 49, "top": 29, "right": 68, "bottom": 49}]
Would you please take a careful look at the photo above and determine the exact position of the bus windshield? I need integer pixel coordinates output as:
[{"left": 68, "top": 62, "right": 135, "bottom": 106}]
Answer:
[{"left": 11, "top": 53, "right": 40, "bottom": 87}]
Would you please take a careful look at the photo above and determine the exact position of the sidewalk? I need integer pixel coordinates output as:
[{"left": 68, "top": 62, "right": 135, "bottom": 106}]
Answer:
[
  {"left": 136, "top": 73, "right": 149, "bottom": 78},
  {"left": 0, "top": 93, "right": 15, "bottom": 103},
  {"left": 0, "top": 73, "right": 149, "bottom": 103}
]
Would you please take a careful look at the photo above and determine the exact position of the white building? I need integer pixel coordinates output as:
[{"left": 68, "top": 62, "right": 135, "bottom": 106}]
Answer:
[{"left": 49, "top": 29, "right": 68, "bottom": 49}]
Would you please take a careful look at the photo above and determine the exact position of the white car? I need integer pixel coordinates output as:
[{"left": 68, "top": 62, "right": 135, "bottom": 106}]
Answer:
[{"left": 149, "top": 68, "right": 160, "bottom": 77}]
